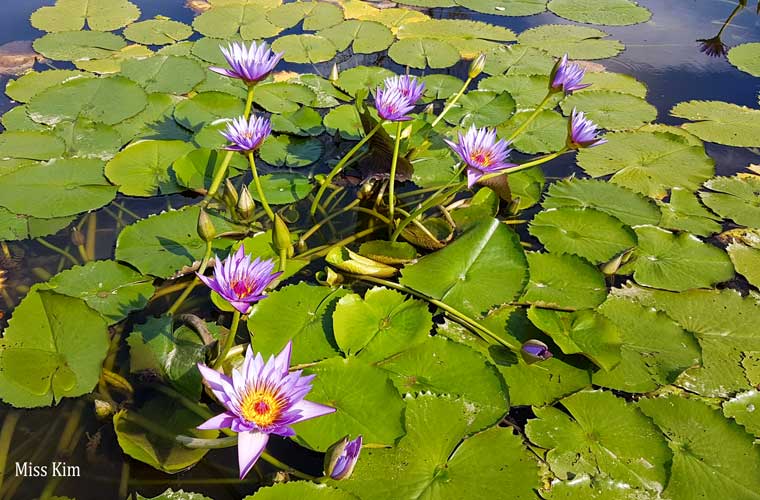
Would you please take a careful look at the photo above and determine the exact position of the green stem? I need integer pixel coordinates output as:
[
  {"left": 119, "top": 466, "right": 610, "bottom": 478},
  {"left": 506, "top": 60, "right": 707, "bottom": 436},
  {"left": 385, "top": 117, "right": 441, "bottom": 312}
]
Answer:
[
  {"left": 298, "top": 226, "right": 383, "bottom": 260},
  {"left": 387, "top": 121, "right": 403, "bottom": 233},
  {"left": 0, "top": 412, "right": 19, "bottom": 494},
  {"left": 36, "top": 237, "right": 79, "bottom": 266},
  {"left": 176, "top": 435, "right": 239, "bottom": 449},
  {"left": 244, "top": 83, "right": 255, "bottom": 116},
  {"left": 506, "top": 92, "right": 553, "bottom": 143},
  {"left": 299, "top": 199, "right": 361, "bottom": 245},
  {"left": 76, "top": 244, "right": 90, "bottom": 263},
  {"left": 480, "top": 148, "right": 569, "bottom": 182},
  {"left": 310, "top": 121, "right": 384, "bottom": 216},
  {"left": 248, "top": 152, "right": 274, "bottom": 222},
  {"left": 261, "top": 451, "right": 316, "bottom": 481},
  {"left": 214, "top": 310, "right": 241, "bottom": 370},
  {"left": 167, "top": 240, "right": 213, "bottom": 315},
  {"left": 431, "top": 76, "right": 473, "bottom": 128},
  {"left": 279, "top": 248, "right": 287, "bottom": 273}
]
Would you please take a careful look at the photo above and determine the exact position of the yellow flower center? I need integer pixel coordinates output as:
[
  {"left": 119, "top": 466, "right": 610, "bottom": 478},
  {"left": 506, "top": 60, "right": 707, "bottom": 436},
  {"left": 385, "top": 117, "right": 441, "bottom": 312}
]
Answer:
[
  {"left": 470, "top": 150, "right": 491, "bottom": 167},
  {"left": 240, "top": 389, "right": 282, "bottom": 428}
]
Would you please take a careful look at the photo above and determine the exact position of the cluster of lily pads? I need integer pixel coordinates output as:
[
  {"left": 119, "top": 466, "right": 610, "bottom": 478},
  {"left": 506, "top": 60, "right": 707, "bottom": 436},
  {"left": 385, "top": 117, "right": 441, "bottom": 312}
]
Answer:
[{"left": 1, "top": 0, "right": 760, "bottom": 499}]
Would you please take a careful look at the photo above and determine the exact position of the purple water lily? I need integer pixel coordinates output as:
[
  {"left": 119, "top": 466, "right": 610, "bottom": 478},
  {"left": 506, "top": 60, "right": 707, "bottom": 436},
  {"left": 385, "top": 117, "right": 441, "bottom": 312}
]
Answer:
[
  {"left": 384, "top": 75, "right": 425, "bottom": 105},
  {"left": 521, "top": 339, "right": 553, "bottom": 363},
  {"left": 550, "top": 54, "right": 590, "bottom": 95},
  {"left": 197, "top": 342, "right": 336, "bottom": 479},
  {"left": 697, "top": 36, "right": 728, "bottom": 58},
  {"left": 197, "top": 246, "right": 281, "bottom": 314},
  {"left": 444, "top": 125, "right": 516, "bottom": 187},
  {"left": 221, "top": 115, "right": 272, "bottom": 153},
  {"left": 210, "top": 41, "right": 284, "bottom": 84},
  {"left": 327, "top": 435, "right": 363, "bottom": 480},
  {"left": 568, "top": 108, "right": 607, "bottom": 149},
  {"left": 374, "top": 87, "right": 416, "bottom": 122}
]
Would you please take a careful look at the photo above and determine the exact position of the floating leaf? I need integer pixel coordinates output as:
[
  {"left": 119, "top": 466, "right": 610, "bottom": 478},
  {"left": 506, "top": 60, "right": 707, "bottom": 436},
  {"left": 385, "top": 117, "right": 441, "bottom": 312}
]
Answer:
[
  {"left": 31, "top": 0, "right": 140, "bottom": 32},
  {"left": 114, "top": 92, "right": 188, "bottom": 143},
  {"left": 0, "top": 158, "right": 116, "bottom": 218},
  {"left": 547, "top": 0, "right": 651, "bottom": 26},
  {"left": 0, "top": 288, "right": 109, "bottom": 408},
  {"left": 244, "top": 483, "right": 357, "bottom": 500},
  {"left": 1, "top": 107, "right": 46, "bottom": 132},
  {"left": 33, "top": 30, "right": 126, "bottom": 61},
  {"left": 335, "top": 66, "right": 395, "bottom": 97},
  {"left": 397, "top": 19, "right": 516, "bottom": 42},
  {"left": 105, "top": 140, "right": 194, "bottom": 196},
  {"left": 482, "top": 44, "right": 556, "bottom": 76},
  {"left": 121, "top": 56, "right": 205, "bottom": 94},
  {"left": 53, "top": 118, "right": 124, "bottom": 158},
  {"left": 137, "top": 490, "right": 213, "bottom": 500},
  {"left": 728, "top": 42, "right": 760, "bottom": 77},
  {"left": 259, "top": 135, "right": 324, "bottom": 168},
  {"left": 728, "top": 243, "right": 760, "bottom": 288},
  {"left": 659, "top": 187, "right": 722, "bottom": 237},
  {"left": 254, "top": 82, "right": 317, "bottom": 114},
  {"left": 671, "top": 100, "right": 760, "bottom": 147},
  {"left": 576, "top": 130, "right": 715, "bottom": 199},
  {"left": 271, "top": 34, "right": 338, "bottom": 64},
  {"left": 497, "top": 109, "right": 567, "bottom": 154},
  {"left": 443, "top": 90, "right": 516, "bottom": 128},
  {"left": 520, "top": 252, "right": 607, "bottom": 309},
  {"left": 291, "top": 74, "right": 350, "bottom": 108},
  {"left": 400, "top": 218, "right": 528, "bottom": 317},
  {"left": 518, "top": 25, "right": 624, "bottom": 59},
  {"left": 192, "top": 4, "right": 282, "bottom": 39},
  {"left": 395, "top": 0, "right": 455, "bottom": 6},
  {"left": 578, "top": 71, "right": 647, "bottom": 98},
  {"left": 270, "top": 107, "right": 324, "bottom": 136},
  {"left": 319, "top": 20, "right": 393, "bottom": 54},
  {"left": 123, "top": 19, "right": 193, "bottom": 45},
  {"left": 560, "top": 90, "right": 657, "bottom": 130},
  {"left": 388, "top": 38, "right": 461, "bottom": 69},
  {"left": 172, "top": 148, "right": 246, "bottom": 191},
  {"left": 362, "top": 8, "right": 429, "bottom": 30},
  {"left": 323, "top": 104, "right": 362, "bottom": 140},
  {"left": 5, "top": 69, "right": 92, "bottom": 103},
  {"left": 723, "top": 390, "right": 760, "bottom": 438},
  {"left": 700, "top": 175, "right": 760, "bottom": 228},
  {"left": 173, "top": 91, "right": 244, "bottom": 132},
  {"left": 0, "top": 131, "right": 64, "bottom": 160},
  {"left": 454, "top": 0, "right": 547, "bottom": 17},
  {"left": 249, "top": 172, "right": 313, "bottom": 205},
  {"left": 0, "top": 208, "right": 74, "bottom": 241},
  {"left": 479, "top": 74, "right": 561, "bottom": 110}
]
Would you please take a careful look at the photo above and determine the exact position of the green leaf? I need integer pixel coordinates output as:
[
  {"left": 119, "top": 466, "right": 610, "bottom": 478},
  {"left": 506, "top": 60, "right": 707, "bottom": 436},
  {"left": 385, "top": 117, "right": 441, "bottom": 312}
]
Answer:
[
  {"left": 728, "top": 243, "right": 760, "bottom": 288},
  {"left": 0, "top": 207, "right": 74, "bottom": 241},
  {"left": 528, "top": 308, "right": 621, "bottom": 370},
  {"left": 339, "top": 395, "right": 540, "bottom": 500},
  {"left": 357, "top": 240, "right": 417, "bottom": 264},
  {"left": 396, "top": 19, "right": 517, "bottom": 42},
  {"left": 192, "top": 4, "right": 282, "bottom": 39},
  {"left": 453, "top": 0, "right": 547, "bottom": 17},
  {"left": 443, "top": 90, "right": 516, "bottom": 128},
  {"left": 105, "top": 140, "right": 194, "bottom": 196},
  {"left": 0, "top": 131, "right": 64, "bottom": 160},
  {"left": 53, "top": 118, "right": 124, "bottom": 158},
  {"left": 324, "top": 105, "right": 362, "bottom": 140},
  {"left": 518, "top": 25, "right": 624, "bottom": 59},
  {"left": 2, "top": 106, "right": 47, "bottom": 132},
  {"left": 700, "top": 175, "right": 760, "bottom": 228},
  {"left": 520, "top": 252, "right": 607, "bottom": 310},
  {"left": 254, "top": 82, "right": 317, "bottom": 114},
  {"left": 723, "top": 390, "right": 760, "bottom": 438},
  {"left": 259, "top": 135, "right": 324, "bottom": 168},
  {"left": 291, "top": 74, "right": 350, "bottom": 108},
  {"left": 249, "top": 172, "right": 313, "bottom": 205},
  {"left": 388, "top": 38, "right": 461, "bottom": 69},
  {"left": 543, "top": 178, "right": 661, "bottom": 226},
  {"left": 593, "top": 295, "right": 701, "bottom": 393},
  {"left": 527, "top": 390, "right": 669, "bottom": 493},
  {"left": 121, "top": 56, "right": 205, "bottom": 94},
  {"left": 293, "top": 356, "right": 405, "bottom": 452},
  {"left": 115, "top": 206, "right": 239, "bottom": 278},
  {"left": 480, "top": 74, "right": 562, "bottom": 111},
  {"left": 658, "top": 187, "right": 722, "bottom": 237},
  {"left": 245, "top": 483, "right": 357, "bottom": 500},
  {"left": 529, "top": 207, "right": 636, "bottom": 264},
  {"left": 547, "top": 0, "right": 651, "bottom": 26},
  {"left": 498, "top": 109, "right": 567, "bottom": 154},
  {"left": 123, "top": 19, "right": 193, "bottom": 45},
  {"left": 576, "top": 130, "right": 715, "bottom": 199},
  {"left": 627, "top": 225, "right": 734, "bottom": 292},
  {"left": 247, "top": 283, "right": 348, "bottom": 364},
  {"left": 74, "top": 44, "right": 154, "bottom": 75},
  {"left": 271, "top": 34, "right": 338, "bottom": 64},
  {"left": 5, "top": 70, "right": 92, "bottom": 103},
  {"left": 28, "top": 76, "right": 148, "bottom": 126},
  {"left": 638, "top": 395, "right": 760, "bottom": 500},
  {"left": 482, "top": 45, "right": 556, "bottom": 76},
  {"left": 31, "top": 0, "right": 140, "bottom": 32},
  {"left": 174, "top": 91, "right": 244, "bottom": 132},
  {"left": 46, "top": 261, "right": 154, "bottom": 324},
  {"left": 33, "top": 30, "right": 126, "bottom": 61},
  {"left": 508, "top": 167, "right": 545, "bottom": 211},
  {"left": 114, "top": 395, "right": 217, "bottom": 473},
  {"left": 0, "top": 158, "right": 116, "bottom": 218},
  {"left": 560, "top": 90, "right": 657, "bottom": 130},
  {"left": 395, "top": 0, "right": 455, "bottom": 6},
  {"left": 137, "top": 489, "right": 213, "bottom": 500},
  {"left": 671, "top": 100, "right": 760, "bottom": 147},
  {"left": 335, "top": 66, "right": 396, "bottom": 97},
  {"left": 728, "top": 42, "right": 760, "bottom": 77},
  {"left": 0, "top": 288, "right": 109, "bottom": 408},
  {"left": 172, "top": 148, "right": 246, "bottom": 191},
  {"left": 400, "top": 218, "right": 528, "bottom": 317},
  {"left": 578, "top": 71, "right": 648, "bottom": 98},
  {"left": 114, "top": 92, "right": 189, "bottom": 143},
  {"left": 319, "top": 20, "right": 393, "bottom": 54},
  {"left": 270, "top": 107, "right": 324, "bottom": 136}
]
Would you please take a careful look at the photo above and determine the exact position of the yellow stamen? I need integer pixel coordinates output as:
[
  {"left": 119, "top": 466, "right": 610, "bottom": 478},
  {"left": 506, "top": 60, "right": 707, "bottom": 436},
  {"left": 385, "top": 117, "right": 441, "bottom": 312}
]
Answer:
[{"left": 240, "top": 389, "right": 282, "bottom": 427}]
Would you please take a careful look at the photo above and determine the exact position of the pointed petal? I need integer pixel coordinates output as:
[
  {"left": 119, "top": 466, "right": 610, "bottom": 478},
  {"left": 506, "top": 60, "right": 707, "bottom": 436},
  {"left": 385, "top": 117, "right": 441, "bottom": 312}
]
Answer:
[
  {"left": 291, "top": 399, "right": 336, "bottom": 424},
  {"left": 197, "top": 363, "right": 235, "bottom": 406},
  {"left": 274, "top": 341, "right": 293, "bottom": 375},
  {"left": 467, "top": 169, "right": 483, "bottom": 188},
  {"left": 197, "top": 412, "right": 237, "bottom": 430},
  {"left": 238, "top": 431, "right": 269, "bottom": 479}
]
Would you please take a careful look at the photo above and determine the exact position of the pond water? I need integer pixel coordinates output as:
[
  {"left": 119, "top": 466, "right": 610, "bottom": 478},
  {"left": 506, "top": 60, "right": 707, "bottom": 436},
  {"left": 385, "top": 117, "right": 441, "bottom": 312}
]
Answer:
[{"left": 0, "top": 1, "right": 759, "bottom": 499}]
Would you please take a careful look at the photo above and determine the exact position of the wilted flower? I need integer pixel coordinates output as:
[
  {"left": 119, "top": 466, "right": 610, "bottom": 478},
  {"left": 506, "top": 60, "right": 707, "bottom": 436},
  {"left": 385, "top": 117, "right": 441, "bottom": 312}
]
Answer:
[
  {"left": 210, "top": 41, "right": 284, "bottom": 84},
  {"left": 384, "top": 75, "right": 425, "bottom": 105},
  {"left": 325, "top": 435, "right": 363, "bottom": 480},
  {"left": 444, "top": 125, "right": 516, "bottom": 187},
  {"left": 197, "top": 246, "right": 282, "bottom": 314},
  {"left": 697, "top": 36, "right": 728, "bottom": 58},
  {"left": 568, "top": 108, "right": 607, "bottom": 149},
  {"left": 550, "top": 54, "right": 590, "bottom": 95},
  {"left": 521, "top": 339, "right": 553, "bottom": 363},
  {"left": 374, "top": 87, "right": 416, "bottom": 122},
  {"left": 197, "top": 342, "right": 336, "bottom": 478},
  {"left": 221, "top": 115, "right": 272, "bottom": 153}
]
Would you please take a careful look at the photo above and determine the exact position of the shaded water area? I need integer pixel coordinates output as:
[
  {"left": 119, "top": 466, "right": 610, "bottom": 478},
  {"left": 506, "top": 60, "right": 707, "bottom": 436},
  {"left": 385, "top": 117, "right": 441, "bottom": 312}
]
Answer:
[{"left": 0, "top": 1, "right": 758, "bottom": 499}]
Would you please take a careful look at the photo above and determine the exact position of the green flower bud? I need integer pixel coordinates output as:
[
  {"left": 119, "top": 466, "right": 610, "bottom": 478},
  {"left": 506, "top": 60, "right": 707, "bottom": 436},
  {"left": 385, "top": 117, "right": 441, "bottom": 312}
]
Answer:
[
  {"left": 329, "top": 63, "right": 339, "bottom": 82},
  {"left": 197, "top": 208, "right": 216, "bottom": 242},
  {"left": 468, "top": 53, "right": 486, "bottom": 79},
  {"left": 273, "top": 214, "right": 294, "bottom": 258},
  {"left": 237, "top": 185, "right": 255, "bottom": 220},
  {"left": 222, "top": 178, "right": 239, "bottom": 207}
]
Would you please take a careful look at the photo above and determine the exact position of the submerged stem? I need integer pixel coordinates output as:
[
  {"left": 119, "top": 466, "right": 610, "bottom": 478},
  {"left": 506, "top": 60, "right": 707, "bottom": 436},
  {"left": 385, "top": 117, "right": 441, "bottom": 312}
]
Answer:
[
  {"left": 248, "top": 152, "right": 274, "bottom": 221},
  {"left": 387, "top": 121, "right": 403, "bottom": 234},
  {"left": 214, "top": 310, "right": 241, "bottom": 370}
]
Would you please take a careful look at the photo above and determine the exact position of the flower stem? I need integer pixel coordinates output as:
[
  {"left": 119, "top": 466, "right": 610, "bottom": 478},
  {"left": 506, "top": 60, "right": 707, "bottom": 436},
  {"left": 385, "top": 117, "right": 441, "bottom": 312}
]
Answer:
[
  {"left": 35, "top": 237, "right": 79, "bottom": 266},
  {"left": 431, "top": 76, "right": 473, "bottom": 128},
  {"left": 506, "top": 92, "right": 553, "bottom": 143},
  {"left": 299, "top": 199, "right": 361, "bottom": 246},
  {"left": 310, "top": 121, "right": 384, "bottom": 216},
  {"left": 260, "top": 451, "right": 316, "bottom": 481},
  {"left": 480, "top": 148, "right": 570, "bottom": 182},
  {"left": 248, "top": 151, "right": 274, "bottom": 222},
  {"left": 214, "top": 310, "right": 241, "bottom": 370},
  {"left": 387, "top": 121, "right": 403, "bottom": 233}
]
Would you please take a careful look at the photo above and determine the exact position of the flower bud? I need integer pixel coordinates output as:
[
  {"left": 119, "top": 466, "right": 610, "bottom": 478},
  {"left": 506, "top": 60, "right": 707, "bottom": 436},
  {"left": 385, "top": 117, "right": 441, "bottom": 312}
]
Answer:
[
  {"left": 324, "top": 435, "right": 362, "bottom": 480},
  {"left": 223, "top": 178, "right": 239, "bottom": 207},
  {"left": 197, "top": 208, "right": 216, "bottom": 242},
  {"left": 94, "top": 399, "right": 117, "bottom": 419},
  {"left": 237, "top": 185, "right": 255, "bottom": 220},
  {"left": 423, "top": 103, "right": 435, "bottom": 115},
  {"left": 468, "top": 53, "right": 486, "bottom": 79},
  {"left": 329, "top": 63, "right": 339, "bottom": 82},
  {"left": 273, "top": 214, "right": 294, "bottom": 258},
  {"left": 521, "top": 339, "right": 553, "bottom": 364},
  {"left": 357, "top": 181, "right": 375, "bottom": 200},
  {"left": 71, "top": 228, "right": 85, "bottom": 247}
]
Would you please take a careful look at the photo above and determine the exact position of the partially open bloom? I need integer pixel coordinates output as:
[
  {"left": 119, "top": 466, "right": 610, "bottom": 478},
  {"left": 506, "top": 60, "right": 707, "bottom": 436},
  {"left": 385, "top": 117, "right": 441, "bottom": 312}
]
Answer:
[
  {"left": 374, "top": 87, "right": 416, "bottom": 122},
  {"left": 210, "top": 41, "right": 284, "bottom": 84},
  {"left": 445, "top": 125, "right": 516, "bottom": 187},
  {"left": 550, "top": 54, "right": 590, "bottom": 95},
  {"left": 221, "top": 115, "right": 271, "bottom": 152},
  {"left": 568, "top": 108, "right": 607, "bottom": 149},
  {"left": 325, "top": 435, "right": 363, "bottom": 480},
  {"left": 197, "top": 342, "right": 336, "bottom": 478},
  {"left": 697, "top": 36, "right": 728, "bottom": 58},
  {"left": 383, "top": 75, "right": 425, "bottom": 105},
  {"left": 197, "top": 246, "right": 281, "bottom": 314},
  {"left": 521, "top": 339, "right": 553, "bottom": 363}
]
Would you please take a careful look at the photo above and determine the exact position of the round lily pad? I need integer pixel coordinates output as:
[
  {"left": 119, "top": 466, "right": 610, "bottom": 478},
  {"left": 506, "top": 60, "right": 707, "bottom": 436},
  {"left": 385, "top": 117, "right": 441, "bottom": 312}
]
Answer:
[
  {"left": 33, "top": 30, "right": 126, "bottom": 61},
  {"left": 388, "top": 38, "right": 461, "bottom": 69},
  {"left": 121, "top": 56, "right": 205, "bottom": 94},
  {"left": 319, "top": 20, "right": 393, "bottom": 54},
  {"left": 5, "top": 69, "right": 92, "bottom": 103},
  {"left": 700, "top": 175, "right": 760, "bottom": 228},
  {"left": 258, "top": 135, "right": 324, "bottom": 168},
  {"left": 271, "top": 34, "right": 338, "bottom": 64},
  {"left": 518, "top": 25, "right": 624, "bottom": 59},
  {"left": 123, "top": 19, "right": 193, "bottom": 45},
  {"left": 249, "top": 172, "right": 313, "bottom": 205},
  {"left": 454, "top": 0, "right": 547, "bottom": 16},
  {"left": 443, "top": 90, "right": 516, "bottom": 128},
  {"left": 670, "top": 100, "right": 760, "bottom": 147},
  {"left": 335, "top": 66, "right": 395, "bottom": 97},
  {"left": 560, "top": 90, "right": 657, "bottom": 130},
  {"left": 548, "top": 0, "right": 651, "bottom": 26},
  {"left": 520, "top": 252, "right": 607, "bottom": 309},
  {"left": 728, "top": 42, "right": 760, "bottom": 77},
  {"left": 105, "top": 140, "right": 195, "bottom": 196},
  {"left": 31, "top": 0, "right": 140, "bottom": 32}
]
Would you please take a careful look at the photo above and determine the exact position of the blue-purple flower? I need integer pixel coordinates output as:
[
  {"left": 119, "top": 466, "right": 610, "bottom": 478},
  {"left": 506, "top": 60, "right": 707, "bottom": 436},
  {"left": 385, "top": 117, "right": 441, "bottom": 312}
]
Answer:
[
  {"left": 550, "top": 54, "right": 590, "bottom": 95},
  {"left": 197, "top": 342, "right": 336, "bottom": 478},
  {"left": 197, "top": 246, "right": 281, "bottom": 314},
  {"left": 374, "top": 87, "right": 416, "bottom": 122},
  {"left": 521, "top": 339, "right": 553, "bottom": 363},
  {"left": 568, "top": 108, "right": 607, "bottom": 149},
  {"left": 325, "top": 435, "right": 363, "bottom": 480},
  {"left": 445, "top": 125, "right": 516, "bottom": 187},
  {"left": 384, "top": 75, "right": 425, "bottom": 106},
  {"left": 210, "top": 41, "right": 284, "bottom": 84},
  {"left": 697, "top": 36, "right": 728, "bottom": 58},
  {"left": 221, "top": 115, "right": 272, "bottom": 153}
]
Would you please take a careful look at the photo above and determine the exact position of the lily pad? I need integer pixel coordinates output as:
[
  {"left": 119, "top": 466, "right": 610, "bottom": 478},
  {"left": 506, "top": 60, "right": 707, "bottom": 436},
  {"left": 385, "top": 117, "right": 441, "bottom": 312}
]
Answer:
[
  {"left": 245, "top": 483, "right": 357, "bottom": 500},
  {"left": 123, "top": 19, "right": 193, "bottom": 45},
  {"left": 105, "top": 140, "right": 195, "bottom": 196},
  {"left": 172, "top": 148, "right": 245, "bottom": 191},
  {"left": 173, "top": 91, "right": 244, "bottom": 132},
  {"left": 0, "top": 288, "right": 109, "bottom": 408},
  {"left": 723, "top": 390, "right": 760, "bottom": 438},
  {"left": 518, "top": 25, "right": 624, "bottom": 59},
  {"left": 319, "top": 20, "right": 393, "bottom": 54},
  {"left": 497, "top": 109, "right": 567, "bottom": 154},
  {"left": 31, "top": 0, "right": 140, "bottom": 32},
  {"left": 560, "top": 90, "right": 657, "bottom": 130},
  {"left": 259, "top": 135, "right": 324, "bottom": 168},
  {"left": 388, "top": 38, "right": 461, "bottom": 69},
  {"left": 728, "top": 243, "right": 760, "bottom": 288},
  {"left": 700, "top": 175, "right": 760, "bottom": 228},
  {"left": 454, "top": 0, "right": 547, "bottom": 17},
  {"left": 121, "top": 56, "right": 205, "bottom": 94},
  {"left": 547, "top": 0, "right": 651, "bottom": 26},
  {"left": 0, "top": 131, "right": 64, "bottom": 160},
  {"left": 520, "top": 252, "right": 607, "bottom": 310},
  {"left": 249, "top": 172, "right": 313, "bottom": 205},
  {"left": 443, "top": 90, "right": 516, "bottom": 128},
  {"left": 335, "top": 66, "right": 395, "bottom": 97},
  {"left": 33, "top": 30, "right": 126, "bottom": 61},
  {"left": 254, "top": 82, "right": 317, "bottom": 114},
  {"left": 73, "top": 44, "right": 154, "bottom": 74},
  {"left": 5, "top": 69, "right": 92, "bottom": 103},
  {"left": 671, "top": 100, "right": 760, "bottom": 147},
  {"left": 482, "top": 45, "right": 556, "bottom": 76},
  {"left": 0, "top": 208, "right": 75, "bottom": 241},
  {"left": 659, "top": 187, "right": 722, "bottom": 237},
  {"left": 53, "top": 118, "right": 124, "bottom": 158},
  {"left": 479, "top": 74, "right": 562, "bottom": 111},
  {"left": 271, "top": 34, "right": 338, "bottom": 64},
  {"left": 578, "top": 71, "right": 648, "bottom": 98},
  {"left": 192, "top": 4, "right": 282, "bottom": 39},
  {"left": 323, "top": 105, "right": 362, "bottom": 140},
  {"left": 728, "top": 42, "right": 760, "bottom": 77},
  {"left": 396, "top": 19, "right": 517, "bottom": 42},
  {"left": 270, "top": 107, "right": 324, "bottom": 136}
]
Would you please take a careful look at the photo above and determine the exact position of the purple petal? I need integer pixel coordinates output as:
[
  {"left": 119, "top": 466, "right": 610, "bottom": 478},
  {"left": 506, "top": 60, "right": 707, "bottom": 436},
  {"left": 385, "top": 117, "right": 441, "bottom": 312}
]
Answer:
[
  {"left": 291, "top": 400, "right": 336, "bottom": 424},
  {"left": 197, "top": 363, "right": 235, "bottom": 407},
  {"left": 197, "top": 411, "right": 237, "bottom": 430},
  {"left": 238, "top": 431, "right": 269, "bottom": 479},
  {"left": 274, "top": 341, "right": 293, "bottom": 376}
]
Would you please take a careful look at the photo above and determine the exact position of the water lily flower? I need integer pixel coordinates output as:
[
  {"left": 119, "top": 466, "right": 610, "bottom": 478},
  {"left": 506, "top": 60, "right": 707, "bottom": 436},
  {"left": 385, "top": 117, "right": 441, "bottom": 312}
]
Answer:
[
  {"left": 550, "top": 54, "right": 590, "bottom": 95},
  {"left": 197, "top": 342, "right": 336, "bottom": 479},
  {"left": 444, "top": 125, "right": 516, "bottom": 187},
  {"left": 568, "top": 108, "right": 607, "bottom": 149},
  {"left": 521, "top": 339, "right": 553, "bottom": 363},
  {"left": 210, "top": 41, "right": 284, "bottom": 84},
  {"left": 197, "top": 246, "right": 282, "bottom": 314},
  {"left": 374, "top": 87, "right": 416, "bottom": 122},
  {"left": 221, "top": 115, "right": 272, "bottom": 153},
  {"left": 383, "top": 75, "right": 425, "bottom": 106},
  {"left": 325, "top": 435, "right": 363, "bottom": 480},
  {"left": 697, "top": 36, "right": 728, "bottom": 58}
]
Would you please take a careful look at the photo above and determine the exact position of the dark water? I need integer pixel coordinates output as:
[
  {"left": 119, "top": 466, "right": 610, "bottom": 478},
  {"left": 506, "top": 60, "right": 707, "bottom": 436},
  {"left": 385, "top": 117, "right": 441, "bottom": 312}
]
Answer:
[{"left": 0, "top": 1, "right": 759, "bottom": 499}]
